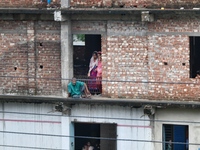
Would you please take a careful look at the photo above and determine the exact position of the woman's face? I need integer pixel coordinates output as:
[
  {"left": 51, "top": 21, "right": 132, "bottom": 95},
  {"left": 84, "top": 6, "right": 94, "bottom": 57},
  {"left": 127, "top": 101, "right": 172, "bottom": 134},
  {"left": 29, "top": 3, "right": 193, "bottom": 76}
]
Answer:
[{"left": 93, "top": 53, "right": 97, "bottom": 59}]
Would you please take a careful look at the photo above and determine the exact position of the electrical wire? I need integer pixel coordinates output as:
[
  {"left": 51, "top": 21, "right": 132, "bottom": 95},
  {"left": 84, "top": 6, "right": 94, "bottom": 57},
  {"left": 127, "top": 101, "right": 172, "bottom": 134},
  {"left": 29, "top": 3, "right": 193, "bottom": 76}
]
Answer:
[
  {"left": 0, "top": 73, "right": 199, "bottom": 148},
  {"left": 0, "top": 111, "right": 165, "bottom": 123},
  {"left": 0, "top": 75, "right": 199, "bottom": 85},
  {"left": 69, "top": 115, "right": 200, "bottom": 124},
  {"left": 0, "top": 144, "right": 65, "bottom": 150},
  {"left": 1, "top": 110, "right": 200, "bottom": 124},
  {"left": 0, "top": 111, "right": 62, "bottom": 117},
  {"left": 0, "top": 111, "right": 198, "bottom": 147},
  {"left": 0, "top": 130, "right": 198, "bottom": 146}
]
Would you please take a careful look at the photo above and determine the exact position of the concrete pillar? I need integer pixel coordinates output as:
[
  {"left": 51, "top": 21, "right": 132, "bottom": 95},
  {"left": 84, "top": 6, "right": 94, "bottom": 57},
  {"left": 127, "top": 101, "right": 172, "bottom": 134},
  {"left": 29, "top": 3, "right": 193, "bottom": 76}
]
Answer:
[
  {"left": 61, "top": 20, "right": 73, "bottom": 97},
  {"left": 27, "top": 21, "right": 37, "bottom": 95},
  {"left": 61, "top": 116, "right": 70, "bottom": 150}
]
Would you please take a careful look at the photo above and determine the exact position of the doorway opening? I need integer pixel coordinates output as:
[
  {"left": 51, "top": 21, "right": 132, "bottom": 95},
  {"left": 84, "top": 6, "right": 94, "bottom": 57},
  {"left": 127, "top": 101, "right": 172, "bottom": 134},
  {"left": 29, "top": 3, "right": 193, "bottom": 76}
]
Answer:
[
  {"left": 73, "top": 34, "right": 102, "bottom": 94},
  {"left": 190, "top": 37, "right": 200, "bottom": 78},
  {"left": 74, "top": 122, "right": 117, "bottom": 150},
  {"left": 163, "top": 124, "right": 188, "bottom": 150}
]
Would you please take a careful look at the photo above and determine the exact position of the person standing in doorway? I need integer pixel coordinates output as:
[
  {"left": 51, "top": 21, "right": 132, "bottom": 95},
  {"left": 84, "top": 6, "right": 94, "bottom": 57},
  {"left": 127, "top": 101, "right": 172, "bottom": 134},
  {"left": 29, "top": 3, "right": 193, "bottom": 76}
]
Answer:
[
  {"left": 88, "top": 51, "right": 98, "bottom": 77},
  {"left": 88, "top": 51, "right": 98, "bottom": 92}
]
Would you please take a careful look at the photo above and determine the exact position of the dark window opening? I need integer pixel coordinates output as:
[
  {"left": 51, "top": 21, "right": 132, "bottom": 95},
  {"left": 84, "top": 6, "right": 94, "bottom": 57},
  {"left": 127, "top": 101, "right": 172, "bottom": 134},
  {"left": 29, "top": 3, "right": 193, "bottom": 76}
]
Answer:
[
  {"left": 40, "top": 65, "right": 43, "bottom": 69},
  {"left": 163, "top": 124, "right": 188, "bottom": 150},
  {"left": 190, "top": 37, "right": 200, "bottom": 78},
  {"left": 73, "top": 34, "right": 102, "bottom": 94},
  {"left": 164, "top": 62, "right": 168, "bottom": 65},
  {"left": 74, "top": 122, "right": 117, "bottom": 150}
]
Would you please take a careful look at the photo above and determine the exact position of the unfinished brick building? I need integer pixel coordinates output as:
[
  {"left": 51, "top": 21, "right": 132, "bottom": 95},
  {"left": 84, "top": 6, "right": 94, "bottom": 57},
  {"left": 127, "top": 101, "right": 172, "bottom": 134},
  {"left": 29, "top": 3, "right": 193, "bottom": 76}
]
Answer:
[
  {"left": 0, "top": 0, "right": 200, "bottom": 150},
  {"left": 1, "top": 0, "right": 200, "bottom": 100}
]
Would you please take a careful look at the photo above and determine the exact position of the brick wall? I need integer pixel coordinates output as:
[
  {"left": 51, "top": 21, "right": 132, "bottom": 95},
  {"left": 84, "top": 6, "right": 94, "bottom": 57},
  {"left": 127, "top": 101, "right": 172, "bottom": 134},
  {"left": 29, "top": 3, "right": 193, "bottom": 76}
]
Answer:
[
  {"left": 0, "top": 20, "right": 61, "bottom": 96},
  {"left": 0, "top": 0, "right": 198, "bottom": 8},
  {"left": 1, "top": 14, "right": 200, "bottom": 100},
  {"left": 0, "top": 0, "right": 60, "bottom": 8},
  {"left": 103, "top": 35, "right": 148, "bottom": 98},
  {"left": 70, "top": 0, "right": 200, "bottom": 8},
  {"left": 147, "top": 15, "right": 200, "bottom": 100},
  {"left": 103, "top": 21, "right": 149, "bottom": 99},
  {"left": 72, "top": 15, "right": 200, "bottom": 100},
  {"left": 147, "top": 35, "right": 192, "bottom": 100},
  {"left": 36, "top": 21, "right": 61, "bottom": 95}
]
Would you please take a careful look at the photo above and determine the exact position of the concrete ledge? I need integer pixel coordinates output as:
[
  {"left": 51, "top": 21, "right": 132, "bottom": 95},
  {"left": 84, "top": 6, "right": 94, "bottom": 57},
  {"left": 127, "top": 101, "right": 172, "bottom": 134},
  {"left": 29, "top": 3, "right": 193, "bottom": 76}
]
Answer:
[
  {"left": 0, "top": 8, "right": 55, "bottom": 14},
  {"left": 0, "top": 95, "right": 200, "bottom": 108}
]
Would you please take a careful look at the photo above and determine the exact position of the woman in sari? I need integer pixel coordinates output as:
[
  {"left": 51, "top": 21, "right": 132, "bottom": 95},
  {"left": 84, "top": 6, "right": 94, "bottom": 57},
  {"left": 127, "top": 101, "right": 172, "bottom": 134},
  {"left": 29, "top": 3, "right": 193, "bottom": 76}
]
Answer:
[
  {"left": 88, "top": 51, "right": 98, "bottom": 92},
  {"left": 96, "top": 51, "right": 102, "bottom": 93}
]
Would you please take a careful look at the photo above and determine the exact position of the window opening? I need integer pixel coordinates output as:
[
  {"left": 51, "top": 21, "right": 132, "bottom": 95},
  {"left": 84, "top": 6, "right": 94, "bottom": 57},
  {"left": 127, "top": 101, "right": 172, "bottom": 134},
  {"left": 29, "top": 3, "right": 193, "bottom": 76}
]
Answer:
[
  {"left": 190, "top": 37, "right": 200, "bottom": 78},
  {"left": 73, "top": 34, "right": 102, "bottom": 94},
  {"left": 163, "top": 124, "right": 188, "bottom": 150},
  {"left": 74, "top": 122, "right": 117, "bottom": 150}
]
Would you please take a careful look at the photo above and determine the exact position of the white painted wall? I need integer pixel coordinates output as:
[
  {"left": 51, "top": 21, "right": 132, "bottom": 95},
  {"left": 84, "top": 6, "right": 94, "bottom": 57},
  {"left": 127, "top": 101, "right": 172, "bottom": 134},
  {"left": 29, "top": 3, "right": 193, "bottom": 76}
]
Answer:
[
  {"left": 0, "top": 103, "right": 63, "bottom": 150},
  {"left": 70, "top": 104, "right": 153, "bottom": 150},
  {"left": 154, "top": 108, "right": 200, "bottom": 150},
  {"left": 0, "top": 103, "right": 153, "bottom": 150}
]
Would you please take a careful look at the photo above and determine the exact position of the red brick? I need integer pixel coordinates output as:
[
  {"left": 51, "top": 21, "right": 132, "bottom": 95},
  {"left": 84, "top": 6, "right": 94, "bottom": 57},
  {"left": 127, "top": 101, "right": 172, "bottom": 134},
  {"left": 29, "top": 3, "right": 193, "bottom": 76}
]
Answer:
[{"left": 0, "top": 21, "right": 61, "bottom": 96}]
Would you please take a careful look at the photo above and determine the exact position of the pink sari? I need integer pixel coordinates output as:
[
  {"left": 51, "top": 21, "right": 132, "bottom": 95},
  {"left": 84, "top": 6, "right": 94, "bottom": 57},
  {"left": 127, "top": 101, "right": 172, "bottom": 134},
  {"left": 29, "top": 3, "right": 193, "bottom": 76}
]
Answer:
[
  {"left": 97, "top": 61, "right": 102, "bottom": 77},
  {"left": 88, "top": 57, "right": 98, "bottom": 91},
  {"left": 96, "top": 61, "right": 102, "bottom": 93}
]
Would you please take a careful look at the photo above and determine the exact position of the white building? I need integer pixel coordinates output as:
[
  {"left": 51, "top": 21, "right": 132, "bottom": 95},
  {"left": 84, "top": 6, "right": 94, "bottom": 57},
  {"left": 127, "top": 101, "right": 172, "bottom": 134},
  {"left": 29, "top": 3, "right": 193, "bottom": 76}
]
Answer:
[
  {"left": 1, "top": 96, "right": 199, "bottom": 150},
  {"left": 0, "top": 95, "right": 154, "bottom": 150}
]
